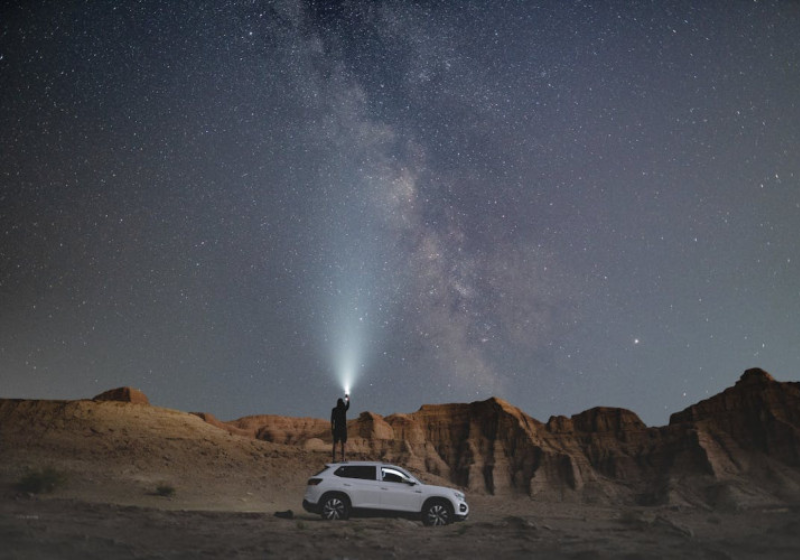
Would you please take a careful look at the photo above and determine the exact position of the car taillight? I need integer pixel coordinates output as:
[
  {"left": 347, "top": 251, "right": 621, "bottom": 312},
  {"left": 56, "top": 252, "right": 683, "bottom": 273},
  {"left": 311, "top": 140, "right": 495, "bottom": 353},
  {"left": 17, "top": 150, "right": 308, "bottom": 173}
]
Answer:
[{"left": 307, "top": 478, "right": 322, "bottom": 486}]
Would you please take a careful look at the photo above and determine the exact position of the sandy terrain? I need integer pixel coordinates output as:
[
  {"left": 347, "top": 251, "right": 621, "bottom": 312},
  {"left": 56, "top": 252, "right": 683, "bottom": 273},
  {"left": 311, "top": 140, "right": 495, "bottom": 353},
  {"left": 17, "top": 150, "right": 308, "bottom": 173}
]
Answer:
[
  {"left": 3, "top": 490, "right": 800, "bottom": 559},
  {"left": 2, "top": 396, "right": 800, "bottom": 559}
]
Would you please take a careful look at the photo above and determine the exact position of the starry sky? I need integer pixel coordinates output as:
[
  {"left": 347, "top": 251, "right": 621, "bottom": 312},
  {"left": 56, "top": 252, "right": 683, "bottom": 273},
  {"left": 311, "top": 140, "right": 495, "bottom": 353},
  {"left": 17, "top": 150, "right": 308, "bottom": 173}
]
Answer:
[{"left": 2, "top": 0, "right": 799, "bottom": 426}]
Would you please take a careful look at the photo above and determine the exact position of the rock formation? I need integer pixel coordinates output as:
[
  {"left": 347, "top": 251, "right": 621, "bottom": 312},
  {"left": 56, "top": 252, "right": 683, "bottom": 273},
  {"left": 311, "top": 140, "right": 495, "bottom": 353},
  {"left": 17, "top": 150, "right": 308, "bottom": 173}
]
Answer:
[
  {"left": 93, "top": 387, "right": 150, "bottom": 405},
  {"left": 669, "top": 368, "right": 800, "bottom": 466},
  {"left": 3, "top": 368, "right": 799, "bottom": 510},
  {"left": 200, "top": 368, "right": 800, "bottom": 508}
]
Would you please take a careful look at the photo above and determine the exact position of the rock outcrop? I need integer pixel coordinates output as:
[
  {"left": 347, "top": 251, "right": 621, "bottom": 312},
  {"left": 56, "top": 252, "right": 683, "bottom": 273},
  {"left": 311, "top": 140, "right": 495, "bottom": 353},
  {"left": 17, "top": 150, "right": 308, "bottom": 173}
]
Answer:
[
  {"left": 192, "top": 413, "right": 330, "bottom": 444},
  {"left": 93, "top": 387, "right": 150, "bottom": 405},
  {"left": 669, "top": 368, "right": 800, "bottom": 465}
]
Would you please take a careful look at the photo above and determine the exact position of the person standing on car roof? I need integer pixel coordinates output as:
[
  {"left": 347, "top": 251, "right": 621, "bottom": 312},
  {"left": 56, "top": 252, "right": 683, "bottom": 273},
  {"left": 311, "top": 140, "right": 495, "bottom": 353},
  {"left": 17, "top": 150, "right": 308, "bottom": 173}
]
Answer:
[{"left": 331, "top": 394, "right": 350, "bottom": 462}]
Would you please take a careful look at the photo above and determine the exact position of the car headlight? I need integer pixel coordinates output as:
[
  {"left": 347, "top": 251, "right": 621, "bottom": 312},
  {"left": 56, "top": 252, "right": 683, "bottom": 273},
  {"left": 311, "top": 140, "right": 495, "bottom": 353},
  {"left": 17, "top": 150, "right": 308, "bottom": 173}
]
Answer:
[{"left": 453, "top": 491, "right": 465, "bottom": 501}]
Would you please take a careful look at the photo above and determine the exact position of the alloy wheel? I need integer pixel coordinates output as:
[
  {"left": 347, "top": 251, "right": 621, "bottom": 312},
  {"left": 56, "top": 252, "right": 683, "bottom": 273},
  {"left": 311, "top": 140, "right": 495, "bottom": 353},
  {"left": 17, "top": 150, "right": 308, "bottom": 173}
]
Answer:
[
  {"left": 322, "top": 496, "right": 347, "bottom": 520},
  {"left": 425, "top": 502, "right": 451, "bottom": 526}
]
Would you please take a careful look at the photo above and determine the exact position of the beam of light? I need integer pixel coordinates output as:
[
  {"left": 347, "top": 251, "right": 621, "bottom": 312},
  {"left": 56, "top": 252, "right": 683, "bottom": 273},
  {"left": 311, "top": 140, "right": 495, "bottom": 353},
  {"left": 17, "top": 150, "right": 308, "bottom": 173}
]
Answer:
[
  {"left": 326, "top": 249, "right": 386, "bottom": 396},
  {"left": 331, "top": 303, "right": 365, "bottom": 396},
  {"left": 322, "top": 230, "right": 382, "bottom": 399},
  {"left": 312, "top": 108, "right": 400, "bottom": 399}
]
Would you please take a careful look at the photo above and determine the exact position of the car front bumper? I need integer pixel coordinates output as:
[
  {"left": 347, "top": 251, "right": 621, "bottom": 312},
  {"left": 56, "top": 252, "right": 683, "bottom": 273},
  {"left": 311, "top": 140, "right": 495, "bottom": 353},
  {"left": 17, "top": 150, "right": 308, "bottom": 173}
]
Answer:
[{"left": 455, "top": 501, "right": 469, "bottom": 522}]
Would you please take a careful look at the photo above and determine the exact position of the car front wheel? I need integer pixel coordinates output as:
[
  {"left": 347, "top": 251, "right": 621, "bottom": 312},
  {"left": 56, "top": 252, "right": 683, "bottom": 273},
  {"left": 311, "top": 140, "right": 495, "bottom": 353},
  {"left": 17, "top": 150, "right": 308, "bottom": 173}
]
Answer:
[
  {"left": 422, "top": 500, "right": 453, "bottom": 526},
  {"left": 320, "top": 494, "right": 350, "bottom": 520}
]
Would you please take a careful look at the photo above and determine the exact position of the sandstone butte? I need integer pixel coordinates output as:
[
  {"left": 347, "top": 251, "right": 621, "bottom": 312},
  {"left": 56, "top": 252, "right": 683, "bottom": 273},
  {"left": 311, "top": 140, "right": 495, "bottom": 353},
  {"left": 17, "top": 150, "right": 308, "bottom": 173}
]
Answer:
[
  {"left": 1, "top": 368, "right": 799, "bottom": 510},
  {"left": 93, "top": 386, "right": 151, "bottom": 405}
]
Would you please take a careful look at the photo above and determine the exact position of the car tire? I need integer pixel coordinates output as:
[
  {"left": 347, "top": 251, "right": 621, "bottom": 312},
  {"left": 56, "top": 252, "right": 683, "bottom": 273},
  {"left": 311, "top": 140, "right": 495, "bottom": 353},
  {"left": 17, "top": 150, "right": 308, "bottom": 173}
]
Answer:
[
  {"left": 421, "top": 499, "right": 453, "bottom": 526},
  {"left": 320, "top": 493, "right": 350, "bottom": 521}
]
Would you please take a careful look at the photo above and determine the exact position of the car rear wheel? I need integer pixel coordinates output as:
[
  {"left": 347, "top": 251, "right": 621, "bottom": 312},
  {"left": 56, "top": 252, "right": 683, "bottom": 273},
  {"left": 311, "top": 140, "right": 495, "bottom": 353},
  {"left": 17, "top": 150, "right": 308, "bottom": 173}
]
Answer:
[
  {"left": 422, "top": 500, "right": 453, "bottom": 526},
  {"left": 320, "top": 494, "right": 350, "bottom": 520}
]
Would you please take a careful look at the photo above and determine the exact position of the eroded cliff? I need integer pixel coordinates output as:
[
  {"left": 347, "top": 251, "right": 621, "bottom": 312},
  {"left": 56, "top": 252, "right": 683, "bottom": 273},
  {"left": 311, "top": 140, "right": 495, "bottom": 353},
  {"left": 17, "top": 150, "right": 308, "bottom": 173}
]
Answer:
[{"left": 201, "top": 369, "right": 800, "bottom": 508}]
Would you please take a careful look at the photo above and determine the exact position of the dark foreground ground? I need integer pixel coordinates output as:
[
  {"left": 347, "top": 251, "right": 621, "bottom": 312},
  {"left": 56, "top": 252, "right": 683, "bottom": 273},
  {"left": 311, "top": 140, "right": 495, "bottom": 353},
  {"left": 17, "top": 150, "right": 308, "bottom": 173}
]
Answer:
[{"left": 2, "top": 494, "right": 800, "bottom": 560}]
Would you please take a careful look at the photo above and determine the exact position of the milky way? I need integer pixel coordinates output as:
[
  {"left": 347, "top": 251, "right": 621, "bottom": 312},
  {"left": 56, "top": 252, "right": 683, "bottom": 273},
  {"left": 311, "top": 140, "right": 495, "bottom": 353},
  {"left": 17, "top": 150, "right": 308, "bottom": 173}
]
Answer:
[{"left": 2, "top": 1, "right": 799, "bottom": 425}]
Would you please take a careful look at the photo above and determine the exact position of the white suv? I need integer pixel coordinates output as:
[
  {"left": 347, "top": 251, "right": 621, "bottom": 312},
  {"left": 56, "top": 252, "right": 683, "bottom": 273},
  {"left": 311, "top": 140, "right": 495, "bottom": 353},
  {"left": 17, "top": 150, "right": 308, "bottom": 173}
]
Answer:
[{"left": 302, "top": 462, "right": 469, "bottom": 526}]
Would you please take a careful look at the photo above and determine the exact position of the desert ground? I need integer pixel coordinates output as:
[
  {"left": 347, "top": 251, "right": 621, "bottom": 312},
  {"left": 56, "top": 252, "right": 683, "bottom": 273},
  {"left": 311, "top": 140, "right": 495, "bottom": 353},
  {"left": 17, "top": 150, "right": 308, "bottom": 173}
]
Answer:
[
  {"left": 3, "top": 486, "right": 800, "bottom": 559},
  {"left": 2, "top": 395, "right": 800, "bottom": 559}
]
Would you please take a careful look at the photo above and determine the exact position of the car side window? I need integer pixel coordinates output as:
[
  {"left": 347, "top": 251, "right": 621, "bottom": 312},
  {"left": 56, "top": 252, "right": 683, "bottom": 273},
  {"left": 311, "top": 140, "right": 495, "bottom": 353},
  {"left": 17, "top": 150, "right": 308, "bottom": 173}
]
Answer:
[
  {"left": 381, "top": 468, "right": 410, "bottom": 484},
  {"left": 383, "top": 471, "right": 403, "bottom": 483},
  {"left": 334, "top": 465, "right": 377, "bottom": 480}
]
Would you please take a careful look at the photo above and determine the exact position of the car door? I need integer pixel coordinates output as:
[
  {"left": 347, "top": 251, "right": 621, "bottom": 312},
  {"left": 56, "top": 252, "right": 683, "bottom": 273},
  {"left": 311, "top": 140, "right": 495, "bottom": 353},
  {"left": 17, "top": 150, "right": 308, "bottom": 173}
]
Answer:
[
  {"left": 379, "top": 466, "right": 424, "bottom": 512},
  {"left": 334, "top": 465, "right": 382, "bottom": 509}
]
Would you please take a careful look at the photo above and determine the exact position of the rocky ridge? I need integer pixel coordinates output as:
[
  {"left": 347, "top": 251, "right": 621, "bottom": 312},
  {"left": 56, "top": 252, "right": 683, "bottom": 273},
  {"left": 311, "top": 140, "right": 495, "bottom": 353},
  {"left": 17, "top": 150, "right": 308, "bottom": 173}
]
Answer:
[
  {"left": 2, "top": 369, "right": 799, "bottom": 511},
  {"left": 201, "top": 368, "right": 800, "bottom": 508}
]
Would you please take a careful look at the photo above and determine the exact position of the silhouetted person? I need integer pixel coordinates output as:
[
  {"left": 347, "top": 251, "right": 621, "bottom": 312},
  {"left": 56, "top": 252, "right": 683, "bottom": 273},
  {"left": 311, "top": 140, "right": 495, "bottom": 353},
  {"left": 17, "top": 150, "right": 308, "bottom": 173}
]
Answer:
[{"left": 331, "top": 394, "right": 350, "bottom": 462}]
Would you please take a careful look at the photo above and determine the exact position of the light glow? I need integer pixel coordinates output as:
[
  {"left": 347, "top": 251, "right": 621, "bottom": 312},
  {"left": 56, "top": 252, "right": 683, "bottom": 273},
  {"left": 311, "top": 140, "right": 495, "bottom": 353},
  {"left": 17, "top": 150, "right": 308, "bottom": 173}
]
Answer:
[
  {"left": 324, "top": 282, "right": 372, "bottom": 397},
  {"left": 332, "top": 318, "right": 362, "bottom": 397},
  {"left": 319, "top": 180, "right": 387, "bottom": 398}
]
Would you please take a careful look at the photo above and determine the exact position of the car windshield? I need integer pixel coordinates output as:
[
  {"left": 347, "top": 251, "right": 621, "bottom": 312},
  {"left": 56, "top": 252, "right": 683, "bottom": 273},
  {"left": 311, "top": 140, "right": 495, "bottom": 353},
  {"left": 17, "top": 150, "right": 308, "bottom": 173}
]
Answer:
[{"left": 398, "top": 467, "right": 421, "bottom": 484}]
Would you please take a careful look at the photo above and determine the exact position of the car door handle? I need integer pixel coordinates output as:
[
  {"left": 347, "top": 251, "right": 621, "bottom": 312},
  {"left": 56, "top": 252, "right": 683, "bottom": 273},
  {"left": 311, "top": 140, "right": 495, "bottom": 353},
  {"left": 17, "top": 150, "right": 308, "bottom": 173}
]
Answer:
[
  {"left": 343, "top": 483, "right": 352, "bottom": 487},
  {"left": 380, "top": 487, "right": 389, "bottom": 490}
]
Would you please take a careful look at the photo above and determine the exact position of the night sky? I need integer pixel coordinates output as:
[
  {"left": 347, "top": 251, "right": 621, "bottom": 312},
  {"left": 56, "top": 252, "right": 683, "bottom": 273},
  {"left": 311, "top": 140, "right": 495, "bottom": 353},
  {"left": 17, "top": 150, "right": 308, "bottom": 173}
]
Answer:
[{"left": 2, "top": 1, "right": 799, "bottom": 426}]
